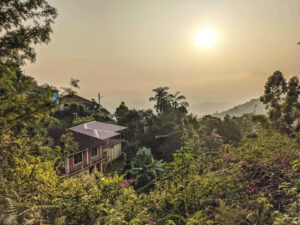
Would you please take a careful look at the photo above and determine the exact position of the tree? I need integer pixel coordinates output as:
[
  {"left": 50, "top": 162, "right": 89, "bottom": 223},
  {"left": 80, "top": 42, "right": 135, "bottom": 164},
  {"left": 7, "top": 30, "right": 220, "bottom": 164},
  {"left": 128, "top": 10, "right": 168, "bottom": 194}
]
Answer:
[
  {"left": 282, "top": 77, "right": 300, "bottom": 130},
  {"left": 60, "top": 133, "right": 79, "bottom": 158},
  {"left": 0, "top": 64, "right": 56, "bottom": 132},
  {"left": 149, "top": 87, "right": 171, "bottom": 115},
  {"left": 0, "top": 0, "right": 57, "bottom": 66},
  {"left": 0, "top": 0, "right": 58, "bottom": 139},
  {"left": 261, "top": 71, "right": 300, "bottom": 133},
  {"left": 61, "top": 78, "right": 80, "bottom": 97},
  {"left": 168, "top": 91, "right": 189, "bottom": 109},
  {"left": 126, "top": 147, "right": 163, "bottom": 187},
  {"left": 148, "top": 87, "right": 191, "bottom": 160},
  {"left": 149, "top": 87, "right": 189, "bottom": 117},
  {"left": 115, "top": 107, "right": 152, "bottom": 156},
  {"left": 218, "top": 115, "right": 242, "bottom": 146},
  {"left": 260, "top": 71, "right": 287, "bottom": 123},
  {"left": 260, "top": 71, "right": 287, "bottom": 131},
  {"left": 115, "top": 101, "right": 130, "bottom": 123}
]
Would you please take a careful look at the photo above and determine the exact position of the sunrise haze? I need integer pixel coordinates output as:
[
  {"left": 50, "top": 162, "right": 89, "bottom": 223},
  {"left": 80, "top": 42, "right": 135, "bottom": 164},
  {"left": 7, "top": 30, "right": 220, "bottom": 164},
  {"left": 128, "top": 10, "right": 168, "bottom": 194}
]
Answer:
[{"left": 23, "top": 0, "right": 300, "bottom": 115}]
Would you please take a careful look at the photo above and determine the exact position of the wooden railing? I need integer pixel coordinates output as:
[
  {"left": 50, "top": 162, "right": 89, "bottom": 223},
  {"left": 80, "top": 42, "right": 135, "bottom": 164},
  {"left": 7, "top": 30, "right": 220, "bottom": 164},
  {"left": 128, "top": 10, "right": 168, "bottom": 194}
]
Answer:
[{"left": 60, "top": 153, "right": 108, "bottom": 176}]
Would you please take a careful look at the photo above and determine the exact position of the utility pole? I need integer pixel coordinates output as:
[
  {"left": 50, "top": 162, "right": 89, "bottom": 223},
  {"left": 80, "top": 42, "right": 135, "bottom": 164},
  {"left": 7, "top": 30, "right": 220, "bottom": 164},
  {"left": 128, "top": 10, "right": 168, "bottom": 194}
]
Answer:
[{"left": 98, "top": 92, "right": 103, "bottom": 117}]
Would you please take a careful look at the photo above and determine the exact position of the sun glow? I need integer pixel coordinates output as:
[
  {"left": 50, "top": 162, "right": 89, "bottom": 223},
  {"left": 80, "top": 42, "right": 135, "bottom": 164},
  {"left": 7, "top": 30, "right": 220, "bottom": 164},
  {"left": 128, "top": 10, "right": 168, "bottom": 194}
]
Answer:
[{"left": 195, "top": 28, "right": 217, "bottom": 49}]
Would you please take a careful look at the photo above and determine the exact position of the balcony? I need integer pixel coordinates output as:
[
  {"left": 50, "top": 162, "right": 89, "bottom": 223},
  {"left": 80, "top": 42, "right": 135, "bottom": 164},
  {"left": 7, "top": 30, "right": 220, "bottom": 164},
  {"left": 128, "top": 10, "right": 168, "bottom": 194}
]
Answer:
[
  {"left": 87, "top": 155, "right": 107, "bottom": 167},
  {"left": 59, "top": 153, "right": 108, "bottom": 176}
]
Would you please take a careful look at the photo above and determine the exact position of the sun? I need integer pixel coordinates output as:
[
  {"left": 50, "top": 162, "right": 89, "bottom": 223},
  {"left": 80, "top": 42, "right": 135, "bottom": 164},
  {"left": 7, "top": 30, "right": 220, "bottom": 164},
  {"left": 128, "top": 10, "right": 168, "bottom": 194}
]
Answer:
[{"left": 195, "top": 28, "right": 217, "bottom": 49}]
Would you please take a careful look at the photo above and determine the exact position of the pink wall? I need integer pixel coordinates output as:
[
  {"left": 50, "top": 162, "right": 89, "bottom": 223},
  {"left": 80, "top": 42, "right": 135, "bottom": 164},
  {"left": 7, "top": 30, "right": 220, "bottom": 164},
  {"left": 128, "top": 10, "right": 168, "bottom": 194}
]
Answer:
[
  {"left": 68, "top": 151, "right": 88, "bottom": 174},
  {"left": 68, "top": 147, "right": 103, "bottom": 174}
]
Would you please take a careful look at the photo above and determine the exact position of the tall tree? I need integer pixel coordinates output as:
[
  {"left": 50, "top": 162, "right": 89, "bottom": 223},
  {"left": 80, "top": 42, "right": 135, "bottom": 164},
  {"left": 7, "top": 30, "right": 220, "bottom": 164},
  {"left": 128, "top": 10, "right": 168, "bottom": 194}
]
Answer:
[
  {"left": 261, "top": 71, "right": 300, "bottom": 133},
  {"left": 149, "top": 87, "right": 189, "bottom": 117},
  {"left": 115, "top": 101, "right": 130, "bottom": 123},
  {"left": 149, "top": 87, "right": 171, "bottom": 115},
  {"left": 260, "top": 71, "right": 287, "bottom": 126},
  {"left": 0, "top": 64, "right": 55, "bottom": 130},
  {"left": 168, "top": 91, "right": 189, "bottom": 109},
  {"left": 282, "top": 76, "right": 300, "bottom": 131},
  {"left": 0, "top": 0, "right": 57, "bottom": 66}
]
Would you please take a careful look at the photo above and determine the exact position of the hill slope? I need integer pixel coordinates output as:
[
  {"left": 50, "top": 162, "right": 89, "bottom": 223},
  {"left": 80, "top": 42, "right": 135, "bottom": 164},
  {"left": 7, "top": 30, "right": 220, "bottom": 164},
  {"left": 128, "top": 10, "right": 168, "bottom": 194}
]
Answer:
[{"left": 212, "top": 98, "right": 266, "bottom": 118}]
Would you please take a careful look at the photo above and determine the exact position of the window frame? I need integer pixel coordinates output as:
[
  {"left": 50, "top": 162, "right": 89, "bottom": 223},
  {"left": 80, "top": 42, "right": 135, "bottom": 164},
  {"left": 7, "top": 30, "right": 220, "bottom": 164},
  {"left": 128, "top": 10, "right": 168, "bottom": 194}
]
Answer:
[
  {"left": 73, "top": 152, "right": 83, "bottom": 165},
  {"left": 91, "top": 147, "right": 98, "bottom": 158}
]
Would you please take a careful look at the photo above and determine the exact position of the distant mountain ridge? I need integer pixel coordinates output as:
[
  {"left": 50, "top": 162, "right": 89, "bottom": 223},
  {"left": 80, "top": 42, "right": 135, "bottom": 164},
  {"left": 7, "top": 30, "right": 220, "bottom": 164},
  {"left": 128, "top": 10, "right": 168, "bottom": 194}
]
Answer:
[{"left": 212, "top": 98, "right": 266, "bottom": 118}]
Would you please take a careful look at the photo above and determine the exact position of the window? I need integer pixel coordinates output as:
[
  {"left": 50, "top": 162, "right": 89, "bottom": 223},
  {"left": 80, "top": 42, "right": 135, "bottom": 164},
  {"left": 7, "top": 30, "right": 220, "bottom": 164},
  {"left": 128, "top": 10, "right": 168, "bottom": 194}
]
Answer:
[
  {"left": 73, "top": 152, "right": 82, "bottom": 165},
  {"left": 91, "top": 147, "right": 98, "bottom": 157}
]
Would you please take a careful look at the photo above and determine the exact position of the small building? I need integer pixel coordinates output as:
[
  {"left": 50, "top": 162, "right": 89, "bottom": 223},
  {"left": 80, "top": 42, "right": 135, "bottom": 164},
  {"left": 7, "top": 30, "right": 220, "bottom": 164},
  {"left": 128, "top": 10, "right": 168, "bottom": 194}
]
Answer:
[
  {"left": 48, "top": 121, "right": 127, "bottom": 175},
  {"left": 59, "top": 95, "right": 92, "bottom": 110}
]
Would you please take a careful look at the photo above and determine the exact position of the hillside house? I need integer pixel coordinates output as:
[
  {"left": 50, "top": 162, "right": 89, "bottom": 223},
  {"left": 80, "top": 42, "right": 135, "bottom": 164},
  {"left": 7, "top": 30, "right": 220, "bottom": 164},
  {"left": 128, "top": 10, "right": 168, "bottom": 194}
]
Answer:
[
  {"left": 59, "top": 95, "right": 92, "bottom": 110},
  {"left": 49, "top": 121, "right": 127, "bottom": 175}
]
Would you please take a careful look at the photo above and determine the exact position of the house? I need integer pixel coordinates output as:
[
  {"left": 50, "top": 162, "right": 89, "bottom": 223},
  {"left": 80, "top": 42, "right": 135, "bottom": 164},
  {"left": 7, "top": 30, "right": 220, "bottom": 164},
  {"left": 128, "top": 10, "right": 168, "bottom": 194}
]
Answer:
[
  {"left": 48, "top": 121, "right": 127, "bottom": 175},
  {"left": 59, "top": 95, "right": 92, "bottom": 110}
]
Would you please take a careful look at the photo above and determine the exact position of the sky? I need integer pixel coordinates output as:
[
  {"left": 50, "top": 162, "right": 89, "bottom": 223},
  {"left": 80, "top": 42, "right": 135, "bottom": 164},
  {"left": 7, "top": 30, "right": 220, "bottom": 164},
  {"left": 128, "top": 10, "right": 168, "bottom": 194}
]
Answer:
[{"left": 23, "top": 0, "right": 300, "bottom": 115}]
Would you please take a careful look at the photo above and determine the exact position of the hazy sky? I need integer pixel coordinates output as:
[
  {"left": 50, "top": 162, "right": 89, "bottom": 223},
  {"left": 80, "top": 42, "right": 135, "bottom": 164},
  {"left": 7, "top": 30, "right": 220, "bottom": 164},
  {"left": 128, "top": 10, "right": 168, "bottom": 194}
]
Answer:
[{"left": 23, "top": 0, "right": 300, "bottom": 115}]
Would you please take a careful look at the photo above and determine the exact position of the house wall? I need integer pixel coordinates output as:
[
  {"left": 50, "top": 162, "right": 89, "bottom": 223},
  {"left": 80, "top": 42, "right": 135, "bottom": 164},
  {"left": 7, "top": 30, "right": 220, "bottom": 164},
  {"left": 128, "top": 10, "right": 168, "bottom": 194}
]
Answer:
[
  {"left": 68, "top": 150, "right": 88, "bottom": 174},
  {"left": 67, "top": 145, "right": 106, "bottom": 175},
  {"left": 102, "top": 147, "right": 111, "bottom": 162},
  {"left": 89, "top": 146, "right": 102, "bottom": 164},
  {"left": 112, "top": 143, "right": 122, "bottom": 160},
  {"left": 103, "top": 142, "right": 122, "bottom": 163},
  {"left": 67, "top": 142, "right": 122, "bottom": 175}
]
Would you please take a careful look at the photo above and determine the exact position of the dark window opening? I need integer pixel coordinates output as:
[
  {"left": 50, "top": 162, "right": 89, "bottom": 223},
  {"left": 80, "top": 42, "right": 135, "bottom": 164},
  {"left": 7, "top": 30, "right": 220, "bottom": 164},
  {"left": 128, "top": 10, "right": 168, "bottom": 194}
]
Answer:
[
  {"left": 74, "top": 152, "right": 82, "bottom": 164},
  {"left": 91, "top": 147, "right": 98, "bottom": 157}
]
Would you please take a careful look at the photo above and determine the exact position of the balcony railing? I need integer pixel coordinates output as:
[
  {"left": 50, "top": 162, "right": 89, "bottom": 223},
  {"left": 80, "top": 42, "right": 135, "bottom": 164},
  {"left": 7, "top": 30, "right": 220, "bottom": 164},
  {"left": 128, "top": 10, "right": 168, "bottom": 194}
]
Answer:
[{"left": 59, "top": 153, "right": 108, "bottom": 176}]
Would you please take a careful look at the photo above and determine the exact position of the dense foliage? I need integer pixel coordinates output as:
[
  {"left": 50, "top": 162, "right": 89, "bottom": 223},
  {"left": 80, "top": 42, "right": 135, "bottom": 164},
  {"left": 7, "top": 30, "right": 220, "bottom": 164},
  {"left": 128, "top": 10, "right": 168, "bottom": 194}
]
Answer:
[
  {"left": 0, "top": 0, "right": 57, "bottom": 66},
  {"left": 0, "top": 2, "right": 299, "bottom": 224},
  {"left": 115, "top": 87, "right": 189, "bottom": 161},
  {"left": 126, "top": 147, "right": 163, "bottom": 189},
  {"left": 260, "top": 70, "right": 300, "bottom": 134},
  {"left": 1, "top": 64, "right": 299, "bottom": 224}
]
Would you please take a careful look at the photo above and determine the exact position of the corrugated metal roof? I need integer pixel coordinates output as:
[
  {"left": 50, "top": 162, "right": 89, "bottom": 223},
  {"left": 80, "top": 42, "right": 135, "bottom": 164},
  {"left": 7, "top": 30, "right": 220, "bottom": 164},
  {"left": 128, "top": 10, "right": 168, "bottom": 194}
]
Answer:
[
  {"left": 48, "top": 128, "right": 102, "bottom": 152},
  {"left": 69, "top": 121, "right": 127, "bottom": 140}
]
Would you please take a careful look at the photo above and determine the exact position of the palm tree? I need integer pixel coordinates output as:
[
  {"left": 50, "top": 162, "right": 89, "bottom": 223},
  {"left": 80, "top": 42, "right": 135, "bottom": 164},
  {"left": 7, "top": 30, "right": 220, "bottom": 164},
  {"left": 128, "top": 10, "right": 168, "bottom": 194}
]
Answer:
[
  {"left": 149, "top": 87, "right": 170, "bottom": 115},
  {"left": 168, "top": 91, "right": 189, "bottom": 109},
  {"left": 126, "top": 147, "right": 163, "bottom": 187}
]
